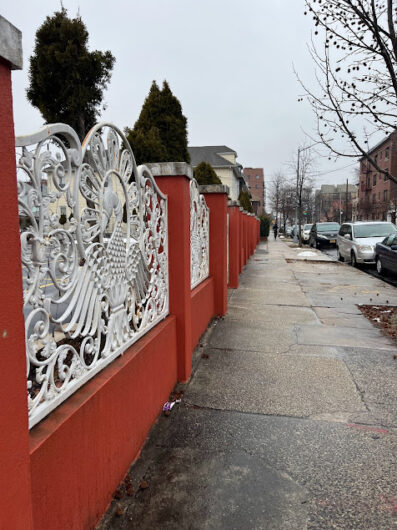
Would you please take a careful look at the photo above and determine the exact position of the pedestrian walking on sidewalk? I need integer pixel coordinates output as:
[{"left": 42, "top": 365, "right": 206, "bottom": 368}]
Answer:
[{"left": 273, "top": 222, "right": 278, "bottom": 240}]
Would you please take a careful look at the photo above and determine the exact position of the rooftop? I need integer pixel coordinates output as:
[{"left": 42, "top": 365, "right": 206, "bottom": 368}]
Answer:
[{"left": 188, "top": 146, "right": 237, "bottom": 168}]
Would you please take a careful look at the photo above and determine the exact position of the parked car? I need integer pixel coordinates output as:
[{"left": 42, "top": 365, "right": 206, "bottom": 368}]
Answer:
[
  {"left": 302, "top": 223, "right": 313, "bottom": 243},
  {"left": 309, "top": 222, "right": 340, "bottom": 248},
  {"left": 375, "top": 232, "right": 397, "bottom": 274},
  {"left": 285, "top": 225, "right": 293, "bottom": 237},
  {"left": 337, "top": 221, "right": 397, "bottom": 267}
]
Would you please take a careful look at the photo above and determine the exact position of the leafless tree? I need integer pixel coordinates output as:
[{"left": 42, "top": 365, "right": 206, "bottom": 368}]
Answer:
[
  {"left": 298, "top": 0, "right": 397, "bottom": 184},
  {"left": 301, "top": 187, "right": 316, "bottom": 222},
  {"left": 289, "top": 147, "right": 316, "bottom": 246},
  {"left": 280, "top": 184, "right": 295, "bottom": 230},
  {"left": 269, "top": 172, "right": 286, "bottom": 224}
]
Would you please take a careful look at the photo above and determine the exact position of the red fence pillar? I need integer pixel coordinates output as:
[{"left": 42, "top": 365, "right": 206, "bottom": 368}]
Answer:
[
  {"left": 148, "top": 163, "right": 192, "bottom": 382},
  {"left": 228, "top": 202, "right": 240, "bottom": 289},
  {"left": 201, "top": 185, "right": 229, "bottom": 316},
  {"left": 248, "top": 215, "right": 253, "bottom": 256},
  {"left": 244, "top": 212, "right": 249, "bottom": 264},
  {"left": 238, "top": 209, "right": 243, "bottom": 272},
  {"left": 251, "top": 217, "right": 255, "bottom": 253},
  {"left": 0, "top": 18, "right": 33, "bottom": 529}
]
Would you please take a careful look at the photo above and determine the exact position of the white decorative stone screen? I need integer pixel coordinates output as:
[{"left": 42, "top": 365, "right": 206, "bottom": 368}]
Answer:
[
  {"left": 17, "top": 123, "right": 169, "bottom": 428},
  {"left": 190, "top": 179, "right": 209, "bottom": 289}
]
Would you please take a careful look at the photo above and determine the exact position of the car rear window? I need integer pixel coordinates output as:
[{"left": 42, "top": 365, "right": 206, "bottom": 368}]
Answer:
[
  {"left": 317, "top": 223, "right": 340, "bottom": 232},
  {"left": 353, "top": 223, "right": 397, "bottom": 238}
]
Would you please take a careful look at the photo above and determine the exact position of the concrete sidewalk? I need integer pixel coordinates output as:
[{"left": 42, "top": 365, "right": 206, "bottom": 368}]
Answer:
[{"left": 98, "top": 239, "right": 397, "bottom": 530}]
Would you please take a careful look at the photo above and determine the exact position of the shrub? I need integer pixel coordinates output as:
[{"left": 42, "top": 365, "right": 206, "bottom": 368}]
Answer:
[
  {"left": 238, "top": 190, "right": 253, "bottom": 213},
  {"left": 260, "top": 214, "right": 271, "bottom": 237},
  {"left": 193, "top": 162, "right": 222, "bottom": 185}
]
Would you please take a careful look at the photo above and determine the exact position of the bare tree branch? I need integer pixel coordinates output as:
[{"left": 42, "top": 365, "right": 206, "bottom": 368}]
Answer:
[{"left": 299, "top": 0, "right": 397, "bottom": 185}]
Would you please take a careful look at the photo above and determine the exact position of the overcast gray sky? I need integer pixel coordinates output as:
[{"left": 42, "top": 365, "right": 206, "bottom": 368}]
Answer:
[{"left": 2, "top": 0, "right": 359, "bottom": 188}]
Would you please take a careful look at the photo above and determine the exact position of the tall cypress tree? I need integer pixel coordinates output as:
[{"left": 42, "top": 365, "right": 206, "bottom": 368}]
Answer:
[
  {"left": 126, "top": 80, "right": 190, "bottom": 165},
  {"left": 27, "top": 9, "right": 115, "bottom": 141}
]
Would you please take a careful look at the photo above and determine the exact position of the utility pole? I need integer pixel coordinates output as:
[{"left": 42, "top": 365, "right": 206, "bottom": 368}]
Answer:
[
  {"left": 339, "top": 192, "right": 342, "bottom": 224},
  {"left": 345, "top": 178, "right": 349, "bottom": 222},
  {"left": 293, "top": 148, "right": 300, "bottom": 243}
]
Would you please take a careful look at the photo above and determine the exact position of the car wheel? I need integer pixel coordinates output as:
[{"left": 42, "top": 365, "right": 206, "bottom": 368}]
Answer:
[
  {"left": 351, "top": 251, "right": 357, "bottom": 267},
  {"left": 337, "top": 247, "right": 344, "bottom": 262},
  {"left": 376, "top": 257, "right": 386, "bottom": 275},
  {"left": 316, "top": 240, "right": 321, "bottom": 249}
]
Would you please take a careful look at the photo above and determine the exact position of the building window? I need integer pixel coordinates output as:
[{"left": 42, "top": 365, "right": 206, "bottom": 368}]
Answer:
[
  {"left": 385, "top": 147, "right": 390, "bottom": 160},
  {"left": 372, "top": 193, "right": 376, "bottom": 203},
  {"left": 256, "top": 175, "right": 259, "bottom": 179},
  {"left": 375, "top": 154, "right": 378, "bottom": 164},
  {"left": 373, "top": 173, "right": 377, "bottom": 186},
  {"left": 384, "top": 190, "right": 388, "bottom": 202}
]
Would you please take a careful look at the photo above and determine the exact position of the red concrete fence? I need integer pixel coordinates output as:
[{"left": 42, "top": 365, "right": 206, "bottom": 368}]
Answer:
[{"left": 0, "top": 18, "right": 260, "bottom": 530}]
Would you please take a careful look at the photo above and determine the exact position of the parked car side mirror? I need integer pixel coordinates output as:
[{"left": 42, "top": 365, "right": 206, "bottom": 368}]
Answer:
[
  {"left": 391, "top": 245, "right": 397, "bottom": 251},
  {"left": 345, "top": 234, "right": 351, "bottom": 240}
]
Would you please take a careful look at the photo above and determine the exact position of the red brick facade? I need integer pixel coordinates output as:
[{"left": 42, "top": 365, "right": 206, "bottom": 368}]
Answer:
[
  {"left": 358, "top": 130, "right": 397, "bottom": 223},
  {"left": 243, "top": 167, "right": 265, "bottom": 216}
]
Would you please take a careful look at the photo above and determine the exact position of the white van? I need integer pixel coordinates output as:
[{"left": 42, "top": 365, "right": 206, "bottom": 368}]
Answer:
[{"left": 336, "top": 221, "right": 397, "bottom": 266}]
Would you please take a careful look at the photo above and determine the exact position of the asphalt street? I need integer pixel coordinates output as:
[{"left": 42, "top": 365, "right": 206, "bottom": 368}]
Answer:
[{"left": 98, "top": 238, "right": 397, "bottom": 530}]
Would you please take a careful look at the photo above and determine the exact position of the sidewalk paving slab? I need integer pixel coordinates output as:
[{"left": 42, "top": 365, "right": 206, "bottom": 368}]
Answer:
[{"left": 97, "top": 238, "right": 397, "bottom": 530}]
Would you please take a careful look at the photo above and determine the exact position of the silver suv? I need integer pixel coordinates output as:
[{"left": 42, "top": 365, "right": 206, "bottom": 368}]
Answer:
[{"left": 336, "top": 221, "right": 397, "bottom": 266}]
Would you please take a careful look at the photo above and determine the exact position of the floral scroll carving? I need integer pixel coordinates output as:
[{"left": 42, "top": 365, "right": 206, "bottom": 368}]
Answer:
[
  {"left": 190, "top": 179, "right": 209, "bottom": 289},
  {"left": 17, "top": 123, "right": 169, "bottom": 428}
]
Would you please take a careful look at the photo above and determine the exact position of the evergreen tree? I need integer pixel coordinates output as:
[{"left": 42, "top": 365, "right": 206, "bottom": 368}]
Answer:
[
  {"left": 27, "top": 9, "right": 115, "bottom": 141},
  {"left": 238, "top": 190, "right": 254, "bottom": 213},
  {"left": 193, "top": 162, "right": 222, "bottom": 185},
  {"left": 127, "top": 127, "right": 168, "bottom": 166},
  {"left": 259, "top": 214, "right": 271, "bottom": 237},
  {"left": 126, "top": 80, "right": 190, "bottom": 165}
]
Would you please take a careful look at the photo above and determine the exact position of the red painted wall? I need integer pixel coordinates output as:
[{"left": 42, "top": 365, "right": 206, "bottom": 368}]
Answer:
[
  {"left": 191, "top": 278, "right": 215, "bottom": 351},
  {"left": 0, "top": 59, "right": 34, "bottom": 529},
  {"left": 0, "top": 50, "right": 260, "bottom": 529},
  {"left": 203, "top": 192, "right": 228, "bottom": 316},
  {"left": 228, "top": 206, "right": 240, "bottom": 289},
  {"left": 155, "top": 175, "right": 192, "bottom": 382},
  {"left": 29, "top": 317, "right": 177, "bottom": 530}
]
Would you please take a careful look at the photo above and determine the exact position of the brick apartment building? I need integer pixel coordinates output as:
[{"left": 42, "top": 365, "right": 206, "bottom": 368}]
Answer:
[
  {"left": 358, "top": 129, "right": 397, "bottom": 223},
  {"left": 315, "top": 184, "right": 358, "bottom": 223},
  {"left": 243, "top": 168, "right": 265, "bottom": 216}
]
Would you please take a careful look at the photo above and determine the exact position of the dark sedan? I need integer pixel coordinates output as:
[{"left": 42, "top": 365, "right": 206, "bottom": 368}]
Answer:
[
  {"left": 375, "top": 233, "right": 397, "bottom": 275},
  {"left": 309, "top": 222, "right": 340, "bottom": 249}
]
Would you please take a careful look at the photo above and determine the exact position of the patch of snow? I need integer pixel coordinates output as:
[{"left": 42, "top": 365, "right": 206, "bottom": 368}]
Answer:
[{"left": 297, "top": 251, "right": 318, "bottom": 258}]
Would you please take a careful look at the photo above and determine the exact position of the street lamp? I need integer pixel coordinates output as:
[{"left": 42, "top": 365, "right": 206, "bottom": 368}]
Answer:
[{"left": 293, "top": 141, "right": 321, "bottom": 245}]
